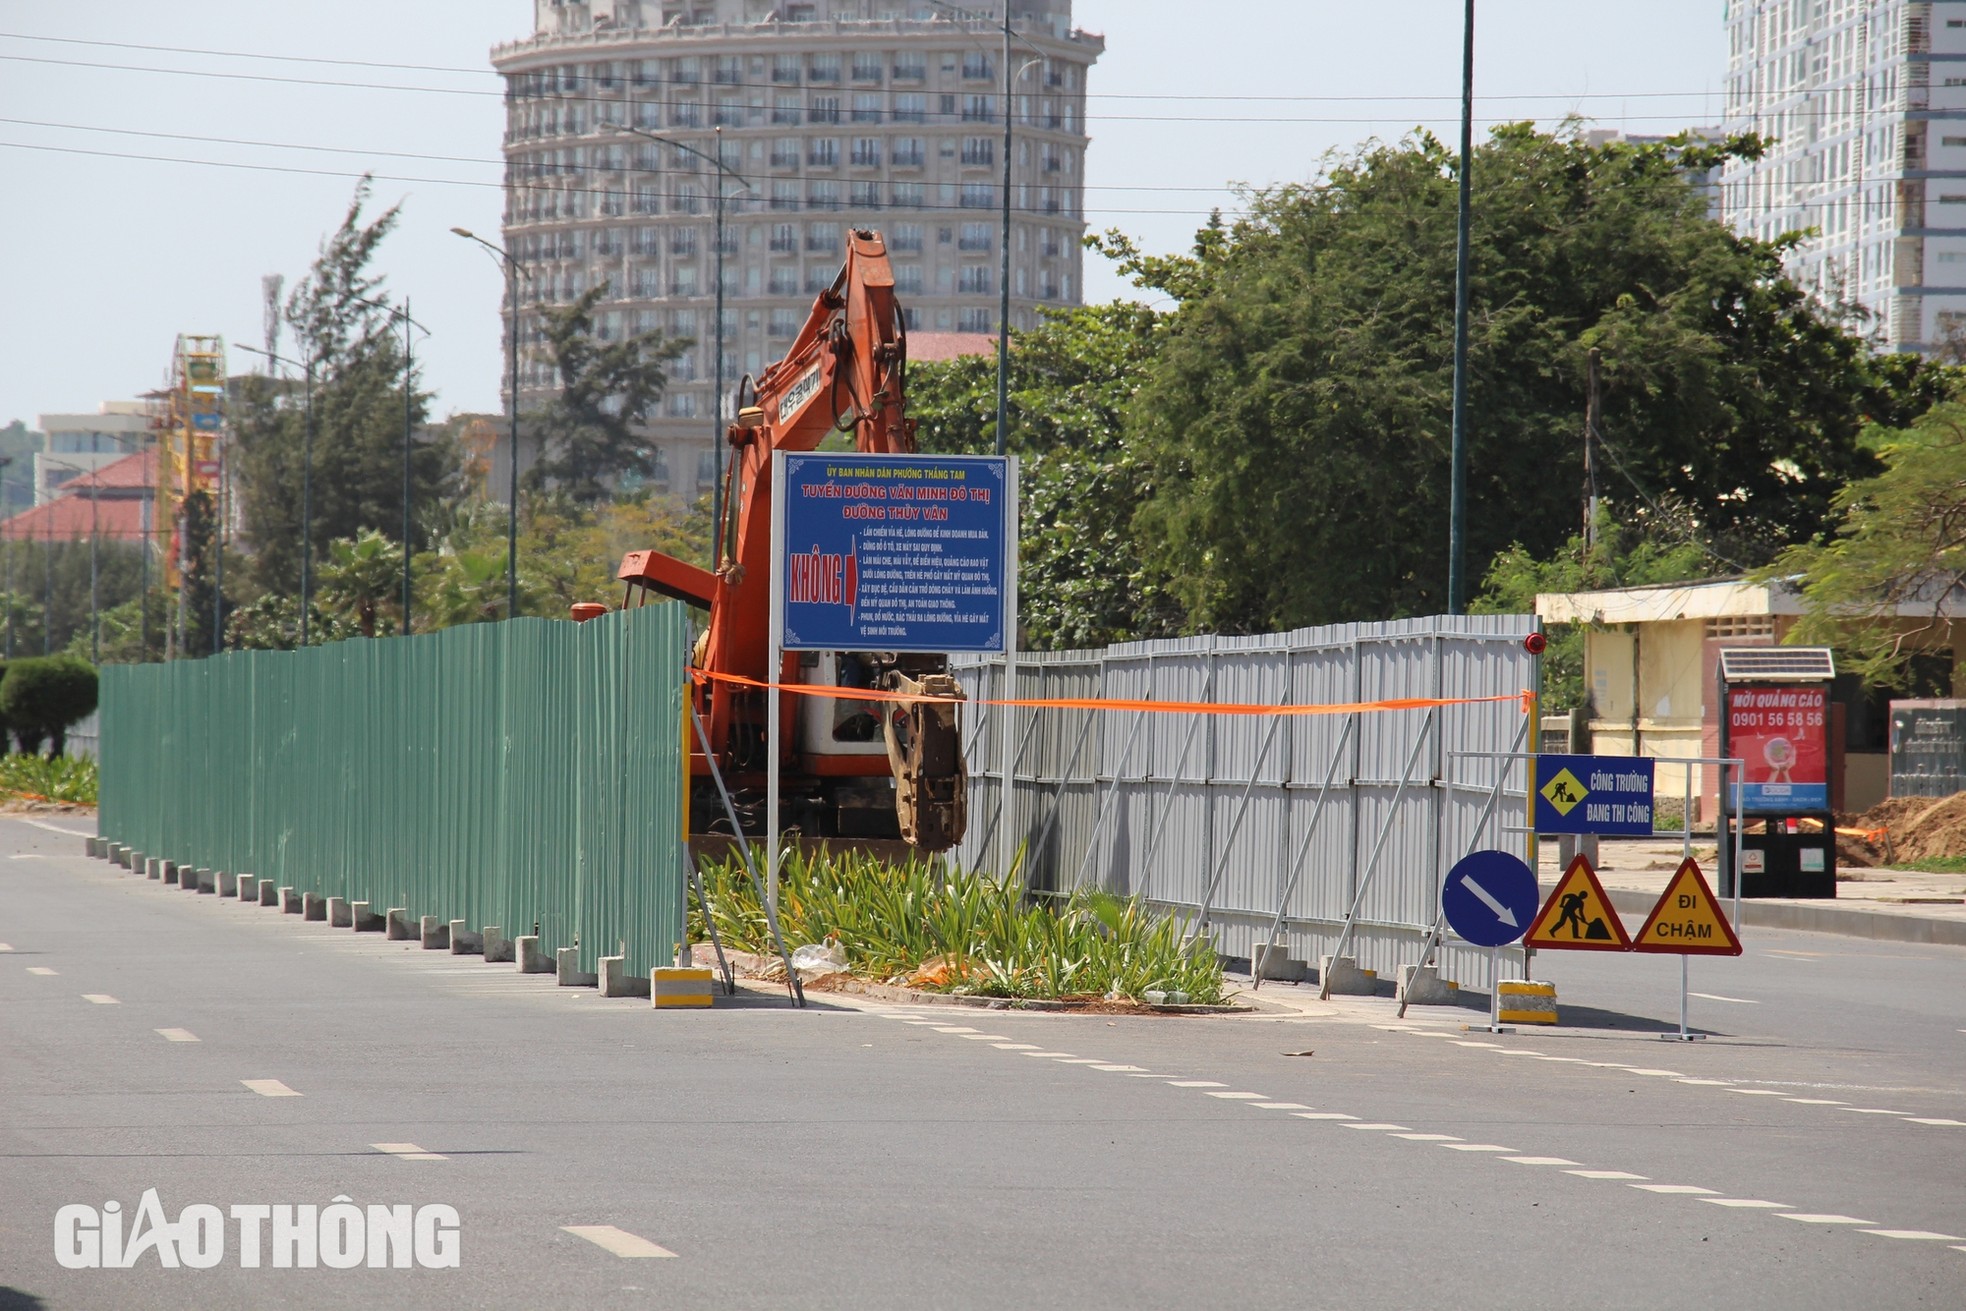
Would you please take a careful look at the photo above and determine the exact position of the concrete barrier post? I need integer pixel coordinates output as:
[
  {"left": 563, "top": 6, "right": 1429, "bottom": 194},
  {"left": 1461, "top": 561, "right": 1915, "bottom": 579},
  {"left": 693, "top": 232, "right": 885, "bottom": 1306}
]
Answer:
[
  {"left": 302, "top": 892, "right": 328, "bottom": 921},
  {"left": 482, "top": 926, "right": 513, "bottom": 963},
  {"left": 237, "top": 875, "right": 257, "bottom": 902},
  {"left": 1252, "top": 941, "right": 1309, "bottom": 983},
  {"left": 85, "top": 837, "right": 101, "bottom": 859},
  {"left": 651, "top": 967, "right": 715, "bottom": 1009},
  {"left": 419, "top": 916, "right": 450, "bottom": 950},
  {"left": 258, "top": 879, "right": 279, "bottom": 907},
  {"left": 280, "top": 886, "right": 302, "bottom": 913},
  {"left": 515, "top": 936, "right": 553, "bottom": 975},
  {"left": 194, "top": 868, "right": 216, "bottom": 894},
  {"left": 351, "top": 902, "right": 385, "bottom": 932},
  {"left": 556, "top": 946, "right": 597, "bottom": 987},
  {"left": 1497, "top": 980, "right": 1558, "bottom": 1026},
  {"left": 328, "top": 897, "right": 353, "bottom": 929},
  {"left": 215, "top": 871, "right": 237, "bottom": 897},
  {"left": 382, "top": 908, "right": 414, "bottom": 939},
  {"left": 1396, "top": 964, "right": 1459, "bottom": 1007},
  {"left": 161, "top": 861, "right": 179, "bottom": 885},
  {"left": 127, "top": 850, "right": 145, "bottom": 875},
  {"left": 599, "top": 956, "right": 651, "bottom": 998},
  {"left": 145, "top": 858, "right": 161, "bottom": 881},
  {"left": 1318, "top": 955, "right": 1379, "bottom": 996},
  {"left": 448, "top": 921, "right": 484, "bottom": 955}
]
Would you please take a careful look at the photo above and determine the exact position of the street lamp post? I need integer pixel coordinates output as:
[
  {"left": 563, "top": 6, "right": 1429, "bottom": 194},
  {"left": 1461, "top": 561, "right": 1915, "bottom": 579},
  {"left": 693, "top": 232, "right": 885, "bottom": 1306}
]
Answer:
[
  {"left": 1447, "top": 0, "right": 1476, "bottom": 615},
  {"left": 236, "top": 343, "right": 319, "bottom": 647},
  {"left": 615, "top": 125, "right": 754, "bottom": 554},
  {"left": 452, "top": 228, "right": 528, "bottom": 621}
]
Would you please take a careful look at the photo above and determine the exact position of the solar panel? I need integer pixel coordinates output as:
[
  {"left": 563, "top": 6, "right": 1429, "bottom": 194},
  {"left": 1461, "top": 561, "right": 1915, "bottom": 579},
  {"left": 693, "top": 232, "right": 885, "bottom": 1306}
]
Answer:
[{"left": 1718, "top": 647, "right": 1836, "bottom": 681}]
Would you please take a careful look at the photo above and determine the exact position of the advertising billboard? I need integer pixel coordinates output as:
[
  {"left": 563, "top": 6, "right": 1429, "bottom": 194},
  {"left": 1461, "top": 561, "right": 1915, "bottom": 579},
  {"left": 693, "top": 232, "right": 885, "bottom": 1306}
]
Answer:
[{"left": 1726, "top": 683, "right": 1829, "bottom": 812}]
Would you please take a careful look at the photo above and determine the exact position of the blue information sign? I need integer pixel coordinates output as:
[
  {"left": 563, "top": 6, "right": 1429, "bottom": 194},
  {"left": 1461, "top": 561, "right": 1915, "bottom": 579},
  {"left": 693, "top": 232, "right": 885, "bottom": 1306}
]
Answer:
[
  {"left": 776, "top": 452, "right": 1011, "bottom": 654},
  {"left": 1441, "top": 850, "right": 1539, "bottom": 948},
  {"left": 1533, "top": 754, "right": 1656, "bottom": 836}
]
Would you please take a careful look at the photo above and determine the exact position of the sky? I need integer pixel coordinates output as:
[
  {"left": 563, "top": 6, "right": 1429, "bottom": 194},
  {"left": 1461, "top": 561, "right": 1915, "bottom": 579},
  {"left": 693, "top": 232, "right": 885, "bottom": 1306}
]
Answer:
[{"left": 0, "top": 1, "right": 1730, "bottom": 427}]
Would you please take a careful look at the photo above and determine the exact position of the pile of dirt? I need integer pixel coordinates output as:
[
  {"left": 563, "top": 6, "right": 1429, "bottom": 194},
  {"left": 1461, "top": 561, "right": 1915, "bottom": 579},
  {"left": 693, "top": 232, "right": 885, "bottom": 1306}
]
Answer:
[{"left": 1841, "top": 793, "right": 1966, "bottom": 865}]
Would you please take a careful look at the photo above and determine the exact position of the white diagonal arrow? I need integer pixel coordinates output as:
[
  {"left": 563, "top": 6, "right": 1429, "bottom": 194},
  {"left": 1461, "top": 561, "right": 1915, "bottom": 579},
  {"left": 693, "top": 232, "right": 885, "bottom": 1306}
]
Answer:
[{"left": 1460, "top": 873, "right": 1518, "bottom": 928}]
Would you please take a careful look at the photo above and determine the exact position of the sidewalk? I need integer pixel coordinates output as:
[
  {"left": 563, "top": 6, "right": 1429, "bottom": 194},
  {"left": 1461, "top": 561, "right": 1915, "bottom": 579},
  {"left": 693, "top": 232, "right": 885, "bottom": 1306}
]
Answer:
[{"left": 1537, "top": 836, "right": 1966, "bottom": 946}]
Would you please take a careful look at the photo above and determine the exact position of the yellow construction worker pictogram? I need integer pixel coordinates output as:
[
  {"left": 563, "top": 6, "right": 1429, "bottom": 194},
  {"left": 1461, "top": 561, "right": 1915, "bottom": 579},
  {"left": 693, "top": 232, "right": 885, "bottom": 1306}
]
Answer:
[{"left": 1538, "top": 766, "right": 1588, "bottom": 816}]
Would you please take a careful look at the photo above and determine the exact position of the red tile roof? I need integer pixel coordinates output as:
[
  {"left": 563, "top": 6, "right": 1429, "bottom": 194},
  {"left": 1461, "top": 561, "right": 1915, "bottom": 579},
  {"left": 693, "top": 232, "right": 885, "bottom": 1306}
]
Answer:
[
  {"left": 1, "top": 451, "right": 157, "bottom": 542},
  {"left": 64, "top": 450, "right": 155, "bottom": 492}
]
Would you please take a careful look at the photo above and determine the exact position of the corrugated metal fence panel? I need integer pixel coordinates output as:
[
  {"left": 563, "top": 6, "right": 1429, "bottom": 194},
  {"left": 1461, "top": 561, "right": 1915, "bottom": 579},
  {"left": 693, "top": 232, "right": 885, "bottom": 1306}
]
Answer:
[
  {"left": 97, "top": 605, "right": 687, "bottom": 976},
  {"left": 954, "top": 614, "right": 1537, "bottom": 992}
]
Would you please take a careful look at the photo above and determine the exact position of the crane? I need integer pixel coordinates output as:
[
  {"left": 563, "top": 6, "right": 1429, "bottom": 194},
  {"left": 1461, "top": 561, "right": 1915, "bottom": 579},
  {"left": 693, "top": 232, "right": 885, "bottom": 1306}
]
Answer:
[{"left": 610, "top": 229, "right": 968, "bottom": 850}]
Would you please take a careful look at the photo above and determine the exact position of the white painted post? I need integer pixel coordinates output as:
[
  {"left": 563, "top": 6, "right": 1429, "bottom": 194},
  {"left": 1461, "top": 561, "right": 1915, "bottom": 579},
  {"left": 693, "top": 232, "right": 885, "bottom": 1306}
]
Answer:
[{"left": 767, "top": 451, "right": 785, "bottom": 920}]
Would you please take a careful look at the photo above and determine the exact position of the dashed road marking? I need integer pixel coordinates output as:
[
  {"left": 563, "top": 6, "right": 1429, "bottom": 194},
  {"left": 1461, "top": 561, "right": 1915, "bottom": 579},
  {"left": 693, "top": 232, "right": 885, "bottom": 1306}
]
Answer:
[
  {"left": 1567, "top": 1170, "right": 1648, "bottom": 1181},
  {"left": 1167, "top": 1080, "right": 1226, "bottom": 1088},
  {"left": 1494, "top": 1050, "right": 1544, "bottom": 1057},
  {"left": 155, "top": 1028, "right": 199, "bottom": 1042},
  {"left": 1344, "top": 1122, "right": 1410, "bottom": 1131},
  {"left": 1502, "top": 1156, "right": 1579, "bottom": 1166},
  {"left": 82, "top": 994, "right": 118, "bottom": 1004},
  {"left": 1203, "top": 1091, "right": 1268, "bottom": 1100},
  {"left": 242, "top": 1079, "right": 301, "bottom": 1097},
  {"left": 1089, "top": 1064, "right": 1149, "bottom": 1072},
  {"left": 372, "top": 1142, "right": 447, "bottom": 1161},
  {"left": 1453, "top": 1040, "right": 1502, "bottom": 1048},
  {"left": 1391, "top": 1132, "right": 1461, "bottom": 1141},
  {"left": 957, "top": 1034, "right": 1011, "bottom": 1041},
  {"left": 1862, "top": 1229, "right": 1964, "bottom": 1241},
  {"left": 1623, "top": 1069, "right": 1683, "bottom": 1077},
  {"left": 1633, "top": 1185, "right": 1718, "bottom": 1195},
  {"left": 1019, "top": 1051, "right": 1077, "bottom": 1059},
  {"left": 1779, "top": 1214, "right": 1877, "bottom": 1224},
  {"left": 1054, "top": 1057, "right": 1107, "bottom": 1065},
  {"left": 1441, "top": 1143, "right": 1517, "bottom": 1153},
  {"left": 1726, "top": 1089, "right": 1788, "bottom": 1097},
  {"left": 1293, "top": 1112, "right": 1359, "bottom": 1121},
  {"left": 1689, "top": 992, "right": 1758, "bottom": 1004},
  {"left": 0, "top": 944, "right": 12, "bottom": 952},
  {"left": 1703, "top": 1199, "right": 1792, "bottom": 1209},
  {"left": 1785, "top": 1098, "right": 1845, "bottom": 1105},
  {"left": 1903, "top": 1118, "right": 1966, "bottom": 1126},
  {"left": 1837, "top": 1107, "right": 1910, "bottom": 1115},
  {"left": 26, "top": 967, "right": 56, "bottom": 976},
  {"left": 992, "top": 1043, "right": 1041, "bottom": 1051},
  {"left": 561, "top": 1225, "right": 678, "bottom": 1258},
  {"left": 929, "top": 1026, "right": 980, "bottom": 1034},
  {"left": 1251, "top": 1102, "right": 1312, "bottom": 1110},
  {"left": 1678, "top": 1079, "right": 1733, "bottom": 1086}
]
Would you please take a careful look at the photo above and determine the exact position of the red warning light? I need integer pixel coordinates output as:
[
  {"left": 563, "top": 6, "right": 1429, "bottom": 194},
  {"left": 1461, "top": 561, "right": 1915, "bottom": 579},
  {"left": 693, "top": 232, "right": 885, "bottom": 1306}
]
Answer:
[{"left": 1523, "top": 632, "right": 1548, "bottom": 655}]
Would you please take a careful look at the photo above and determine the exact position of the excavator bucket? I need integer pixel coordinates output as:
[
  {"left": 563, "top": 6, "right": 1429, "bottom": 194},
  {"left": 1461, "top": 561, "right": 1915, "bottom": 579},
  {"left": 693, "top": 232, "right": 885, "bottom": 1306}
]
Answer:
[{"left": 882, "top": 672, "right": 968, "bottom": 852}]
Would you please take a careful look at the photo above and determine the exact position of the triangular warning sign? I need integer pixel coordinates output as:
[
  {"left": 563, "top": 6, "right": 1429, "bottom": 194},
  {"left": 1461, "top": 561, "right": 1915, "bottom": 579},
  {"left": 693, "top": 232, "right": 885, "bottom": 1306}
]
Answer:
[
  {"left": 1632, "top": 858, "right": 1743, "bottom": 956},
  {"left": 1525, "top": 854, "right": 1631, "bottom": 951}
]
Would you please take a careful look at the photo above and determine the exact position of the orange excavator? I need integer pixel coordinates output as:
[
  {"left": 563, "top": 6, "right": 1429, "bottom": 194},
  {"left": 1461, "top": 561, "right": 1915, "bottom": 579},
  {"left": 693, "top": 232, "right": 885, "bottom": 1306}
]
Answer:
[{"left": 609, "top": 229, "right": 968, "bottom": 850}]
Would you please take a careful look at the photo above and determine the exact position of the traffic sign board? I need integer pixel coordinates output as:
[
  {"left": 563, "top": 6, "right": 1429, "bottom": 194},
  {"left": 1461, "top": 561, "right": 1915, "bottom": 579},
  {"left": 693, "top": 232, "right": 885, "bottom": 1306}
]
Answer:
[
  {"left": 1524, "top": 855, "right": 1631, "bottom": 951},
  {"left": 1533, "top": 754, "right": 1655, "bottom": 835},
  {"left": 1632, "top": 859, "right": 1743, "bottom": 956},
  {"left": 1442, "top": 850, "right": 1539, "bottom": 948}
]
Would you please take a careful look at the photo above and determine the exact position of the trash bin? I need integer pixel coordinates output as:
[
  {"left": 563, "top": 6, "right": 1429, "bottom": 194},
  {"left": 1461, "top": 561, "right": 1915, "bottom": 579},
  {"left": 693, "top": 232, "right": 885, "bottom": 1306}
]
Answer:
[{"left": 1717, "top": 817, "right": 1835, "bottom": 899}]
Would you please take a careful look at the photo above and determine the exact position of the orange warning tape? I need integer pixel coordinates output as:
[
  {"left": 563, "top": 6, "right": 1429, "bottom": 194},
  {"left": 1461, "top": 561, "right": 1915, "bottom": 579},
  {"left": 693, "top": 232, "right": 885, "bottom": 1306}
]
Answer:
[{"left": 688, "top": 666, "right": 1531, "bottom": 717}]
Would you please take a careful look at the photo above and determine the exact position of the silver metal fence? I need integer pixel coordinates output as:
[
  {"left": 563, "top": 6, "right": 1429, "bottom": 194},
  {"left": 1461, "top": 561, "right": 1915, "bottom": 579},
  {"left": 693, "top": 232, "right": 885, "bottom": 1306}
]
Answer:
[{"left": 953, "top": 615, "right": 1539, "bottom": 993}]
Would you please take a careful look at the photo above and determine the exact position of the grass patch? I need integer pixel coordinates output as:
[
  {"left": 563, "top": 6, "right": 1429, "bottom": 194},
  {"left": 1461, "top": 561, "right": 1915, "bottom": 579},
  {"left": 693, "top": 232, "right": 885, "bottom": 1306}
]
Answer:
[
  {"left": 1887, "top": 855, "right": 1966, "bottom": 875},
  {"left": 692, "top": 847, "right": 1228, "bottom": 1004},
  {"left": 0, "top": 754, "right": 96, "bottom": 805}
]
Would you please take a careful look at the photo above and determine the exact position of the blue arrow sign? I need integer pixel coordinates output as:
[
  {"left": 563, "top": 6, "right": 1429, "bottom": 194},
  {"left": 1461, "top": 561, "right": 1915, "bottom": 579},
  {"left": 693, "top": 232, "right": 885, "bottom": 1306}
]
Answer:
[{"left": 1442, "top": 850, "right": 1539, "bottom": 948}]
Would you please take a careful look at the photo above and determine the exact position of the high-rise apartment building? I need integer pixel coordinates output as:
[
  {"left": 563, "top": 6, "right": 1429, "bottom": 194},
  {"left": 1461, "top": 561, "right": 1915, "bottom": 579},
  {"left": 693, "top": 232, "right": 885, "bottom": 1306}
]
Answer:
[
  {"left": 1719, "top": 0, "right": 1966, "bottom": 353},
  {"left": 492, "top": 1, "right": 1102, "bottom": 499}
]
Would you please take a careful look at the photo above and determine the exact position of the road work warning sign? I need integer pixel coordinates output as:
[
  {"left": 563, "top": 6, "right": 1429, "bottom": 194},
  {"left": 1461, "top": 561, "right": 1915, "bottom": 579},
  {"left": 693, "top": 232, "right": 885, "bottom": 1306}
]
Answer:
[
  {"left": 1532, "top": 754, "right": 1655, "bottom": 836},
  {"left": 1525, "top": 855, "right": 1631, "bottom": 951},
  {"left": 1632, "top": 859, "right": 1743, "bottom": 956}
]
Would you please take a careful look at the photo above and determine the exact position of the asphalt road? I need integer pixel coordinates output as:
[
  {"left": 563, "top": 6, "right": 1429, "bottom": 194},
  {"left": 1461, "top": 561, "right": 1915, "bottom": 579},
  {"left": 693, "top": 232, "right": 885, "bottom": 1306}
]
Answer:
[{"left": 1, "top": 813, "right": 1963, "bottom": 1310}]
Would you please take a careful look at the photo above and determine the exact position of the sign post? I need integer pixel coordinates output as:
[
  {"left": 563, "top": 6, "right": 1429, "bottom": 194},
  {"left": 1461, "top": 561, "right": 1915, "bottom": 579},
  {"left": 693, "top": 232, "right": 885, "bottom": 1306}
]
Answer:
[
  {"left": 1441, "top": 850, "right": 1539, "bottom": 1033},
  {"left": 1632, "top": 857, "right": 1744, "bottom": 1040}
]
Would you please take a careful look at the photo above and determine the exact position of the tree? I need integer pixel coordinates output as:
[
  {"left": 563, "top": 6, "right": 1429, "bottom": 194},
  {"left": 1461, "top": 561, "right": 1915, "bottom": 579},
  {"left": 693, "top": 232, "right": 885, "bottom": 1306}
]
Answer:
[
  {"left": 1111, "top": 126, "right": 1923, "bottom": 635},
  {"left": 316, "top": 529, "right": 404, "bottom": 639},
  {"left": 909, "top": 303, "right": 1183, "bottom": 648},
  {"left": 1770, "top": 403, "right": 1966, "bottom": 687},
  {"left": 1, "top": 656, "right": 98, "bottom": 757},
  {"left": 523, "top": 285, "right": 686, "bottom": 504}
]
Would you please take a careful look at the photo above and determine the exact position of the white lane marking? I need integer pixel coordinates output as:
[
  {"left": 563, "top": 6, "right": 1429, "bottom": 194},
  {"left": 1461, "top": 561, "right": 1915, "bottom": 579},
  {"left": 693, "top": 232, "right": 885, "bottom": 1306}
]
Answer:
[
  {"left": 1535, "top": 1056, "right": 1592, "bottom": 1064},
  {"left": 1785, "top": 1098, "right": 1845, "bottom": 1105},
  {"left": 1251, "top": 1102, "right": 1312, "bottom": 1111},
  {"left": 1633, "top": 1185, "right": 1719, "bottom": 1195},
  {"left": 900, "top": 1020, "right": 943, "bottom": 1026},
  {"left": 6, "top": 817, "right": 91, "bottom": 836},
  {"left": 155, "top": 1028, "right": 199, "bottom": 1042},
  {"left": 1054, "top": 1058, "right": 1107, "bottom": 1065},
  {"left": 1623, "top": 1069, "right": 1684, "bottom": 1077},
  {"left": 1391, "top": 1133, "right": 1461, "bottom": 1141},
  {"left": 8, "top": 854, "right": 47, "bottom": 860},
  {"left": 1567, "top": 1170, "right": 1648, "bottom": 1181},
  {"left": 1203, "top": 1091, "right": 1269, "bottom": 1100},
  {"left": 1726, "top": 1089, "right": 1788, "bottom": 1097},
  {"left": 1678, "top": 1079, "right": 1733, "bottom": 1086},
  {"left": 82, "top": 994, "right": 118, "bottom": 1005},
  {"left": 1344, "top": 1122, "right": 1410, "bottom": 1131},
  {"left": 1838, "top": 1107, "right": 1910, "bottom": 1115},
  {"left": 1689, "top": 992, "right": 1758, "bottom": 1004},
  {"left": 1454, "top": 1040, "right": 1502, "bottom": 1048},
  {"left": 26, "top": 967, "right": 56, "bottom": 976},
  {"left": 992, "top": 1043, "right": 1041, "bottom": 1051},
  {"left": 1494, "top": 1050, "right": 1545, "bottom": 1058},
  {"left": 1293, "top": 1112, "right": 1359, "bottom": 1121},
  {"left": 956, "top": 1034, "right": 1011, "bottom": 1041},
  {"left": 0, "top": 943, "right": 11, "bottom": 951},
  {"left": 1502, "top": 1156, "right": 1579, "bottom": 1166},
  {"left": 1167, "top": 1080, "right": 1227, "bottom": 1088},
  {"left": 1779, "top": 1214, "right": 1877, "bottom": 1225},
  {"left": 929, "top": 1026, "right": 979, "bottom": 1034},
  {"left": 1441, "top": 1144, "right": 1517, "bottom": 1153},
  {"left": 561, "top": 1225, "right": 678, "bottom": 1258},
  {"left": 1904, "top": 1118, "right": 1966, "bottom": 1126},
  {"left": 1862, "top": 1230, "right": 1965, "bottom": 1241},
  {"left": 1702, "top": 1199, "right": 1793, "bottom": 1209},
  {"left": 1019, "top": 1051, "right": 1077, "bottom": 1059},
  {"left": 372, "top": 1142, "right": 448, "bottom": 1161},
  {"left": 1089, "top": 1064, "right": 1150, "bottom": 1073},
  {"left": 241, "top": 1079, "right": 301, "bottom": 1097}
]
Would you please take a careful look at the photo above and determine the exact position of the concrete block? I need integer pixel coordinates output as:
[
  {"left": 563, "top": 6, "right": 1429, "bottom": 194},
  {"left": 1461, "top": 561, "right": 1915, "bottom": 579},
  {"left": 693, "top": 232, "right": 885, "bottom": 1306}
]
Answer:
[
  {"left": 482, "top": 926, "right": 513, "bottom": 963},
  {"left": 419, "top": 915, "right": 449, "bottom": 950},
  {"left": 556, "top": 946, "right": 597, "bottom": 987},
  {"left": 515, "top": 936, "right": 553, "bottom": 975},
  {"left": 1497, "top": 979, "right": 1558, "bottom": 1026},
  {"left": 448, "top": 921, "right": 484, "bottom": 955},
  {"left": 145, "top": 858, "right": 161, "bottom": 881},
  {"left": 180, "top": 867, "right": 200, "bottom": 892},
  {"left": 1557, "top": 834, "right": 1601, "bottom": 868},
  {"left": 161, "top": 861, "right": 179, "bottom": 885},
  {"left": 302, "top": 892, "right": 328, "bottom": 921},
  {"left": 1318, "top": 954, "right": 1379, "bottom": 996},
  {"left": 258, "top": 879, "right": 278, "bottom": 907},
  {"left": 350, "top": 901, "right": 385, "bottom": 932},
  {"left": 328, "top": 896, "right": 353, "bottom": 929},
  {"left": 115, "top": 845, "right": 132, "bottom": 868},
  {"left": 195, "top": 868, "right": 217, "bottom": 895},
  {"left": 651, "top": 967, "right": 715, "bottom": 1009},
  {"left": 281, "top": 886, "right": 303, "bottom": 914},
  {"left": 127, "top": 850, "right": 145, "bottom": 874},
  {"left": 599, "top": 956, "right": 651, "bottom": 998},
  {"left": 385, "top": 908, "right": 416, "bottom": 940},
  {"left": 215, "top": 871, "right": 237, "bottom": 897},
  {"left": 1251, "top": 941, "right": 1310, "bottom": 983},
  {"left": 1396, "top": 964, "right": 1460, "bottom": 1007},
  {"left": 86, "top": 837, "right": 101, "bottom": 858},
  {"left": 236, "top": 875, "right": 256, "bottom": 901}
]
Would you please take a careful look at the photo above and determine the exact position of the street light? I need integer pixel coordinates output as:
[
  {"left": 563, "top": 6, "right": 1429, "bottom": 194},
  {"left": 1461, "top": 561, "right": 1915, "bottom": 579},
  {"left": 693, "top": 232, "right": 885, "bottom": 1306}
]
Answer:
[
  {"left": 614, "top": 124, "right": 754, "bottom": 552},
  {"left": 235, "top": 343, "right": 318, "bottom": 647},
  {"left": 1447, "top": 0, "right": 1476, "bottom": 615},
  {"left": 452, "top": 227, "right": 530, "bottom": 621},
  {"left": 353, "top": 293, "right": 433, "bottom": 635}
]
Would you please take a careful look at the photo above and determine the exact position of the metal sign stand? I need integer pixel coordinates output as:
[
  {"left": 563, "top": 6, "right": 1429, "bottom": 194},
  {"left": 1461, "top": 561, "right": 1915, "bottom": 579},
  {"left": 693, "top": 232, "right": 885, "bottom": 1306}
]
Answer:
[
  {"left": 691, "top": 701, "right": 804, "bottom": 1007},
  {"left": 1662, "top": 766, "right": 1707, "bottom": 1042},
  {"left": 1481, "top": 943, "right": 1512, "bottom": 1034},
  {"left": 767, "top": 452, "right": 786, "bottom": 923}
]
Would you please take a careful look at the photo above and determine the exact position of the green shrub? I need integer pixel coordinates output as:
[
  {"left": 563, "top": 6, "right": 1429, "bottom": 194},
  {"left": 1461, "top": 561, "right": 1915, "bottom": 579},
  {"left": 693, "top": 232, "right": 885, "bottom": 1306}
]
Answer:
[
  {"left": 0, "top": 753, "right": 96, "bottom": 804},
  {"left": 0, "top": 656, "right": 98, "bottom": 757},
  {"left": 693, "top": 848, "right": 1228, "bottom": 1004}
]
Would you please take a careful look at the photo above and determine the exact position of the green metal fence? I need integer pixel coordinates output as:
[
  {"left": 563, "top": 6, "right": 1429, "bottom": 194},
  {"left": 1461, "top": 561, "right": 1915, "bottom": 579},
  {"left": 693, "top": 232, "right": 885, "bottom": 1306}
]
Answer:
[{"left": 97, "top": 605, "right": 690, "bottom": 976}]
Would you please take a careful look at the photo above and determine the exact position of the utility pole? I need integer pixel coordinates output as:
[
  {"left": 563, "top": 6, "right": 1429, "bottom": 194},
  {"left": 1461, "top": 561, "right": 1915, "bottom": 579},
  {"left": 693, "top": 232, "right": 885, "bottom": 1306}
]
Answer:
[
  {"left": 1446, "top": 0, "right": 1476, "bottom": 615},
  {"left": 996, "top": 10, "right": 1013, "bottom": 459},
  {"left": 1583, "top": 347, "right": 1602, "bottom": 555},
  {"left": 402, "top": 295, "right": 415, "bottom": 634}
]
